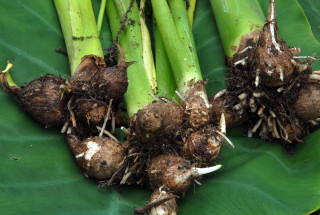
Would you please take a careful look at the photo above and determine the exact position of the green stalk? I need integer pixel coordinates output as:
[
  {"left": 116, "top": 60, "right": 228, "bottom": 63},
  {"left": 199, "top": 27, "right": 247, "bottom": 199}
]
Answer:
[
  {"left": 106, "top": 0, "right": 156, "bottom": 118},
  {"left": 152, "top": 0, "right": 202, "bottom": 97},
  {"left": 155, "top": 0, "right": 197, "bottom": 99},
  {"left": 210, "top": 0, "right": 265, "bottom": 57},
  {"left": 154, "top": 24, "right": 176, "bottom": 99},
  {"left": 54, "top": 0, "right": 104, "bottom": 75},
  {"left": 97, "top": 0, "right": 107, "bottom": 35},
  {"left": 187, "top": 0, "right": 197, "bottom": 28}
]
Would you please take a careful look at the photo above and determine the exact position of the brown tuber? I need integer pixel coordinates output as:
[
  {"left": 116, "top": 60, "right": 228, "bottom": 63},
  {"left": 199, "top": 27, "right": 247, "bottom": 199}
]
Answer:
[
  {"left": 135, "top": 102, "right": 184, "bottom": 143},
  {"left": 91, "top": 61, "right": 133, "bottom": 102},
  {"left": 216, "top": 0, "right": 315, "bottom": 145},
  {"left": 182, "top": 114, "right": 229, "bottom": 165},
  {"left": 66, "top": 135, "right": 124, "bottom": 180},
  {"left": 209, "top": 91, "right": 248, "bottom": 128},
  {"left": 293, "top": 83, "right": 320, "bottom": 121},
  {"left": 147, "top": 154, "right": 222, "bottom": 194},
  {"left": 0, "top": 73, "right": 69, "bottom": 128},
  {"left": 183, "top": 81, "right": 210, "bottom": 129},
  {"left": 134, "top": 188, "right": 178, "bottom": 215},
  {"left": 253, "top": 0, "right": 309, "bottom": 88},
  {"left": 73, "top": 98, "right": 106, "bottom": 126},
  {"left": 71, "top": 44, "right": 132, "bottom": 102}
]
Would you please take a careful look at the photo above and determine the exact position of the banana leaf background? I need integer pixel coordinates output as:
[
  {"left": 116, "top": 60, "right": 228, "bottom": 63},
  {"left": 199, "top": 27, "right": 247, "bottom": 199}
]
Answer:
[{"left": 0, "top": 0, "right": 320, "bottom": 214}]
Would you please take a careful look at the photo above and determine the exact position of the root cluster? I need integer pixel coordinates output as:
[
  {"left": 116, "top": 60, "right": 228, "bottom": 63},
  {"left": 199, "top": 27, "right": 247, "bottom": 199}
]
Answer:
[{"left": 210, "top": 1, "right": 320, "bottom": 146}]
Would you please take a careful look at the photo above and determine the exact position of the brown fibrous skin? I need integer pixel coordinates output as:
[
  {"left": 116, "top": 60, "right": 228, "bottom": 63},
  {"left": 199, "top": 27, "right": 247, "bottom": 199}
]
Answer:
[
  {"left": 91, "top": 61, "right": 133, "bottom": 102},
  {"left": 147, "top": 154, "right": 194, "bottom": 194},
  {"left": 182, "top": 128, "right": 221, "bottom": 165},
  {"left": 70, "top": 44, "right": 132, "bottom": 102},
  {"left": 218, "top": 0, "right": 316, "bottom": 145},
  {"left": 135, "top": 102, "right": 184, "bottom": 144},
  {"left": 253, "top": 26, "right": 296, "bottom": 88},
  {"left": 209, "top": 93, "right": 248, "bottom": 128},
  {"left": 293, "top": 83, "right": 320, "bottom": 121},
  {"left": 183, "top": 80, "right": 210, "bottom": 129},
  {"left": 0, "top": 74, "right": 69, "bottom": 128},
  {"left": 147, "top": 189, "right": 178, "bottom": 215},
  {"left": 73, "top": 98, "right": 106, "bottom": 126},
  {"left": 66, "top": 135, "right": 124, "bottom": 180},
  {"left": 70, "top": 55, "right": 105, "bottom": 93}
]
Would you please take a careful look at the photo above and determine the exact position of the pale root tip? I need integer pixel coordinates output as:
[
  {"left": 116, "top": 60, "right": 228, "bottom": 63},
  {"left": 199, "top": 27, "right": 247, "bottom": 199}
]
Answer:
[
  {"left": 193, "top": 164, "right": 222, "bottom": 176},
  {"left": 2, "top": 61, "right": 13, "bottom": 73},
  {"left": 216, "top": 130, "right": 235, "bottom": 148},
  {"left": 219, "top": 113, "right": 226, "bottom": 134}
]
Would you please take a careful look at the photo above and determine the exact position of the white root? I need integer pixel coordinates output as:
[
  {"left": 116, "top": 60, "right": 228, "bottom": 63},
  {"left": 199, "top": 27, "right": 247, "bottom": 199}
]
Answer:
[
  {"left": 219, "top": 113, "right": 226, "bottom": 134},
  {"left": 67, "top": 127, "right": 72, "bottom": 135},
  {"left": 280, "top": 69, "right": 284, "bottom": 81},
  {"left": 309, "top": 74, "right": 320, "bottom": 81},
  {"left": 96, "top": 126, "right": 119, "bottom": 142},
  {"left": 290, "top": 59, "right": 298, "bottom": 67},
  {"left": 253, "top": 92, "right": 263, "bottom": 97},
  {"left": 193, "top": 164, "right": 222, "bottom": 176},
  {"left": 216, "top": 130, "right": 235, "bottom": 148},
  {"left": 269, "top": 109, "right": 276, "bottom": 118},
  {"left": 293, "top": 56, "right": 317, "bottom": 60},
  {"left": 290, "top": 59, "right": 307, "bottom": 72},
  {"left": 276, "top": 119, "right": 289, "bottom": 141},
  {"left": 175, "top": 91, "right": 188, "bottom": 105},
  {"left": 233, "top": 103, "right": 242, "bottom": 111},
  {"left": 160, "top": 97, "right": 173, "bottom": 104},
  {"left": 257, "top": 106, "right": 265, "bottom": 117},
  {"left": 272, "top": 118, "right": 280, "bottom": 138},
  {"left": 121, "top": 126, "right": 131, "bottom": 135},
  {"left": 239, "top": 46, "right": 253, "bottom": 54},
  {"left": 214, "top": 89, "right": 227, "bottom": 100},
  {"left": 277, "top": 87, "right": 284, "bottom": 93},
  {"left": 234, "top": 57, "right": 248, "bottom": 66},
  {"left": 309, "top": 120, "right": 318, "bottom": 126},
  {"left": 149, "top": 93, "right": 161, "bottom": 101},
  {"left": 252, "top": 118, "right": 263, "bottom": 133},
  {"left": 255, "top": 70, "right": 260, "bottom": 87},
  {"left": 268, "top": 0, "right": 282, "bottom": 52},
  {"left": 238, "top": 93, "right": 248, "bottom": 100},
  {"left": 61, "top": 121, "right": 69, "bottom": 133},
  {"left": 250, "top": 97, "right": 257, "bottom": 112},
  {"left": 99, "top": 99, "right": 113, "bottom": 137},
  {"left": 298, "top": 64, "right": 308, "bottom": 72}
]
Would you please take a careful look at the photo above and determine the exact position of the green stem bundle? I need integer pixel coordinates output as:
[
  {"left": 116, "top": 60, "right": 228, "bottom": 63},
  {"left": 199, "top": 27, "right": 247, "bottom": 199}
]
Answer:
[
  {"left": 155, "top": 0, "right": 197, "bottom": 99},
  {"left": 54, "top": 0, "right": 104, "bottom": 75},
  {"left": 210, "top": 0, "right": 265, "bottom": 57},
  {"left": 152, "top": 0, "right": 202, "bottom": 96},
  {"left": 106, "top": 0, "right": 156, "bottom": 118}
]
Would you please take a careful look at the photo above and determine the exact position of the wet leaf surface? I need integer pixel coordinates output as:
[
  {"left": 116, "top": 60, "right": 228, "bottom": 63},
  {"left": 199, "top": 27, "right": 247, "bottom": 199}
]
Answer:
[{"left": 0, "top": 0, "right": 319, "bottom": 214}]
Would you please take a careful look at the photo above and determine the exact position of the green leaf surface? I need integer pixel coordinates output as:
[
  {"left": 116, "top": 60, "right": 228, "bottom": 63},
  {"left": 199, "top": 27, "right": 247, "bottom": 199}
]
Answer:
[
  {"left": 0, "top": 0, "right": 319, "bottom": 214},
  {"left": 297, "top": 0, "right": 320, "bottom": 42}
]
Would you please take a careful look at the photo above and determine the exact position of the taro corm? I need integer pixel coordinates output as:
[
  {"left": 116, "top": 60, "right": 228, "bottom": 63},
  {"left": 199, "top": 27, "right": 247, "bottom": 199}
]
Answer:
[
  {"left": 210, "top": 0, "right": 319, "bottom": 145},
  {"left": 54, "top": 0, "right": 132, "bottom": 180},
  {"left": 106, "top": 0, "right": 229, "bottom": 213}
]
